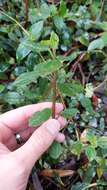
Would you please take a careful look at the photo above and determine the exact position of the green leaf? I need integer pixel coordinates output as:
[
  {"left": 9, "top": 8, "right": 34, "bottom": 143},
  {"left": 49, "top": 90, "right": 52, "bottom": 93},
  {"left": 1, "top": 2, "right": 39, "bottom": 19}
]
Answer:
[
  {"left": 88, "top": 38, "right": 104, "bottom": 51},
  {"left": 16, "top": 39, "right": 32, "bottom": 61},
  {"left": 14, "top": 59, "right": 62, "bottom": 87},
  {"left": 49, "top": 142, "right": 63, "bottom": 159},
  {"left": 3, "top": 92, "right": 23, "bottom": 105},
  {"left": 101, "top": 32, "right": 107, "bottom": 46},
  {"left": 29, "top": 108, "right": 51, "bottom": 127},
  {"left": 14, "top": 71, "right": 37, "bottom": 87},
  {"left": 50, "top": 31, "right": 59, "bottom": 49},
  {"left": 84, "top": 166, "right": 96, "bottom": 183},
  {"left": 29, "top": 21, "right": 43, "bottom": 40},
  {"left": 86, "top": 130, "right": 97, "bottom": 148},
  {"left": 96, "top": 22, "right": 107, "bottom": 31},
  {"left": 85, "top": 83, "right": 94, "bottom": 98},
  {"left": 99, "top": 118, "right": 105, "bottom": 131},
  {"left": 61, "top": 108, "right": 79, "bottom": 119},
  {"left": 53, "top": 16, "right": 66, "bottom": 31},
  {"left": 58, "top": 82, "right": 84, "bottom": 97},
  {"left": 59, "top": 0, "right": 67, "bottom": 17},
  {"left": 85, "top": 146, "right": 96, "bottom": 161},
  {"left": 34, "top": 59, "right": 62, "bottom": 76},
  {"left": 97, "top": 137, "right": 107, "bottom": 149},
  {"left": 80, "top": 96, "right": 93, "bottom": 113},
  {"left": 71, "top": 141, "right": 83, "bottom": 156},
  {"left": 0, "top": 84, "right": 5, "bottom": 93},
  {"left": 0, "top": 63, "right": 9, "bottom": 72},
  {"left": 29, "top": 3, "right": 50, "bottom": 23},
  {"left": 40, "top": 3, "right": 50, "bottom": 20}
]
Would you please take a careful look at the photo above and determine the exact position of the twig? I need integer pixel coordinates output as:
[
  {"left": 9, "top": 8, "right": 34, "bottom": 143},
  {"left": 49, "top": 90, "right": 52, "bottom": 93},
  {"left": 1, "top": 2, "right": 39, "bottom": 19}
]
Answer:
[
  {"left": 78, "top": 63, "right": 85, "bottom": 86},
  {"left": 71, "top": 52, "right": 86, "bottom": 72},
  {"left": 94, "top": 77, "right": 107, "bottom": 91},
  {"left": 63, "top": 45, "right": 81, "bottom": 57},
  {"left": 70, "top": 53, "right": 86, "bottom": 85},
  {"left": 0, "top": 79, "right": 15, "bottom": 83},
  {"left": 75, "top": 128, "right": 80, "bottom": 141},
  {"left": 32, "top": 172, "right": 44, "bottom": 190},
  {"left": 25, "top": 0, "right": 28, "bottom": 28}
]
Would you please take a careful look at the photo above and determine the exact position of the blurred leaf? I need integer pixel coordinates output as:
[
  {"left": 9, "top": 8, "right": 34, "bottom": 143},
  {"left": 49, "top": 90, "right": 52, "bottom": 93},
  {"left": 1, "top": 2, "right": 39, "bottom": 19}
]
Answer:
[
  {"left": 85, "top": 83, "right": 94, "bottom": 98},
  {"left": 88, "top": 38, "right": 104, "bottom": 51},
  {"left": 85, "top": 146, "right": 96, "bottom": 161},
  {"left": 96, "top": 22, "right": 107, "bottom": 31},
  {"left": 34, "top": 59, "right": 62, "bottom": 76},
  {"left": 53, "top": 16, "right": 66, "bottom": 31},
  {"left": 97, "top": 137, "right": 107, "bottom": 149},
  {"left": 86, "top": 130, "right": 97, "bottom": 148},
  {"left": 71, "top": 141, "right": 83, "bottom": 156},
  {"left": 14, "top": 59, "right": 62, "bottom": 87},
  {"left": 14, "top": 71, "right": 36, "bottom": 87},
  {"left": 61, "top": 108, "right": 79, "bottom": 119},
  {"left": 3, "top": 92, "right": 23, "bottom": 105},
  {"left": 29, "top": 108, "right": 51, "bottom": 127},
  {"left": 29, "top": 21, "right": 44, "bottom": 40},
  {"left": 84, "top": 166, "right": 96, "bottom": 183},
  {"left": 49, "top": 142, "right": 63, "bottom": 159},
  {"left": 80, "top": 96, "right": 93, "bottom": 113},
  {"left": 58, "top": 82, "right": 84, "bottom": 97},
  {"left": 59, "top": 0, "right": 67, "bottom": 17},
  {"left": 50, "top": 31, "right": 59, "bottom": 49},
  {"left": 16, "top": 39, "right": 32, "bottom": 61},
  {"left": 0, "top": 84, "right": 5, "bottom": 93},
  {"left": 29, "top": 3, "right": 50, "bottom": 23}
]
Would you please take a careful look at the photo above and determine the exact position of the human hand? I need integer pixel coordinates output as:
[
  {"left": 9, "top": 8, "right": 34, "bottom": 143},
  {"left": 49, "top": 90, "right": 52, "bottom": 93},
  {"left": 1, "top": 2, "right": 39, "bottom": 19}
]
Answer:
[{"left": 0, "top": 102, "right": 66, "bottom": 190}]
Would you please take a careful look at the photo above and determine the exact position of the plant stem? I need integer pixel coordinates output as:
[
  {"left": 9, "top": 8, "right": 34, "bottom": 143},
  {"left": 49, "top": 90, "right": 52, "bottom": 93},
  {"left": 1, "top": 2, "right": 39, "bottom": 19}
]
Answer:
[
  {"left": 98, "top": 0, "right": 105, "bottom": 20},
  {"left": 52, "top": 72, "right": 57, "bottom": 118},
  {"left": 0, "top": 9, "right": 30, "bottom": 36},
  {"left": 50, "top": 49, "right": 57, "bottom": 119},
  {"left": 25, "top": 0, "right": 28, "bottom": 28},
  {"left": 94, "top": 77, "right": 107, "bottom": 91},
  {"left": 82, "top": 183, "right": 97, "bottom": 190},
  {"left": 57, "top": 86, "right": 66, "bottom": 108}
]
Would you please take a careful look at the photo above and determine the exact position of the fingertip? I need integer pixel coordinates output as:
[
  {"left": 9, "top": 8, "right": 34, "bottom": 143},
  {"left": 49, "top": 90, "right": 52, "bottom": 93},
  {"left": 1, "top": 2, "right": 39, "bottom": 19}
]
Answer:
[
  {"left": 57, "top": 116, "right": 67, "bottom": 129},
  {"left": 55, "top": 103, "right": 64, "bottom": 113},
  {"left": 55, "top": 133, "right": 65, "bottom": 143}
]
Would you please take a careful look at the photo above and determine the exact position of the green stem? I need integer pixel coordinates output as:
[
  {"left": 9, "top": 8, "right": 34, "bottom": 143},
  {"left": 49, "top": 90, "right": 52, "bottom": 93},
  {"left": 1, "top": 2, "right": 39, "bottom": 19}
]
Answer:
[
  {"left": 82, "top": 183, "right": 97, "bottom": 190},
  {"left": 0, "top": 10, "right": 30, "bottom": 36}
]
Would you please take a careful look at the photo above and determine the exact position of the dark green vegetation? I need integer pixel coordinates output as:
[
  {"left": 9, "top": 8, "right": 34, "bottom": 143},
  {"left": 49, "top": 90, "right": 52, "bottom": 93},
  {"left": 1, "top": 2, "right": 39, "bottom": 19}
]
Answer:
[{"left": 0, "top": 0, "right": 107, "bottom": 189}]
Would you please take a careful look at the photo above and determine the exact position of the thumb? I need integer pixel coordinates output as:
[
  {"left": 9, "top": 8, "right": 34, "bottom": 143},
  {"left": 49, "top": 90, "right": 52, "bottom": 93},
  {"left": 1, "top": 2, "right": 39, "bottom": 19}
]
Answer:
[{"left": 13, "top": 119, "right": 61, "bottom": 171}]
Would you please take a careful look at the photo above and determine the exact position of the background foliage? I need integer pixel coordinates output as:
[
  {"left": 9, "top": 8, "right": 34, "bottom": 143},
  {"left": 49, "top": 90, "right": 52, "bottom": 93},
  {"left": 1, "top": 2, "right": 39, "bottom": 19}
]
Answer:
[{"left": 0, "top": 0, "right": 107, "bottom": 189}]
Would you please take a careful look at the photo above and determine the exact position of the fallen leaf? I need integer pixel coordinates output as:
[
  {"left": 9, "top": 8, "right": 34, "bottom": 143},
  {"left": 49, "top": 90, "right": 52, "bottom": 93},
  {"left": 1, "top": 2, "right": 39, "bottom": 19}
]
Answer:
[
  {"left": 80, "top": 129, "right": 89, "bottom": 143},
  {"left": 40, "top": 169, "right": 75, "bottom": 177}
]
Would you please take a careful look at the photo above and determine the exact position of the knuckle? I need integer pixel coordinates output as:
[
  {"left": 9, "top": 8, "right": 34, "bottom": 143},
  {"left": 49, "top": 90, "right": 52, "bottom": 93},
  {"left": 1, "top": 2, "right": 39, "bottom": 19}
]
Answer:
[{"left": 49, "top": 119, "right": 60, "bottom": 126}]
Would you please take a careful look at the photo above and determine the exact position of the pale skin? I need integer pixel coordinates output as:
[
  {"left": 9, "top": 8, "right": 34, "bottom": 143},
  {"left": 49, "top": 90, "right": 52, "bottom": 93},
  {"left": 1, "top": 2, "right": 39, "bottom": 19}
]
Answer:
[{"left": 0, "top": 102, "right": 66, "bottom": 190}]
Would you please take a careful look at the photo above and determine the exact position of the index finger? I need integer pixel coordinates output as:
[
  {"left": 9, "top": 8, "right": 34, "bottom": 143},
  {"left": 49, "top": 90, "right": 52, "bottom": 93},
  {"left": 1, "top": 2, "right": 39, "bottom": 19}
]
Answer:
[{"left": 0, "top": 102, "right": 63, "bottom": 132}]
